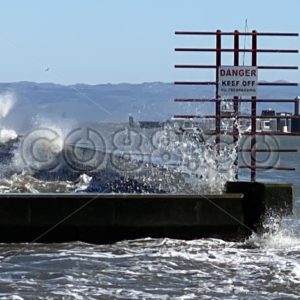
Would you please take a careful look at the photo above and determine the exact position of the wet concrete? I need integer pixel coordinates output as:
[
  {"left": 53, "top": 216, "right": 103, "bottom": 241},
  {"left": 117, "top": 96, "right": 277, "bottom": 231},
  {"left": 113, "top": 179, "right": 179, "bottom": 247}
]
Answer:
[{"left": 0, "top": 182, "right": 294, "bottom": 243}]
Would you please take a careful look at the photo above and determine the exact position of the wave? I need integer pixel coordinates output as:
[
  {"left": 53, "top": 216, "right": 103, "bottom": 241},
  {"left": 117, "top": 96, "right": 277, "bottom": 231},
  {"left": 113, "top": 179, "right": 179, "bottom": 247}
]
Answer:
[
  {"left": 0, "top": 173, "right": 92, "bottom": 193},
  {"left": 0, "top": 121, "right": 241, "bottom": 194},
  {"left": 244, "top": 212, "right": 300, "bottom": 250},
  {"left": 0, "top": 128, "right": 17, "bottom": 143}
]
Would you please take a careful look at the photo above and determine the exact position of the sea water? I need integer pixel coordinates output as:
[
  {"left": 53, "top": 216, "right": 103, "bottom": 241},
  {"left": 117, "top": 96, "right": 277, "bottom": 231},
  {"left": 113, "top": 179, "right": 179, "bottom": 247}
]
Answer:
[{"left": 0, "top": 121, "right": 300, "bottom": 299}]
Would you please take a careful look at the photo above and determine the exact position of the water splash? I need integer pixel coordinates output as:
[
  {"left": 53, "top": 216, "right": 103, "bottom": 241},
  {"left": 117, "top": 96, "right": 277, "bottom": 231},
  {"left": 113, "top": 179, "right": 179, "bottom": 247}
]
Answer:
[
  {"left": 11, "top": 117, "right": 75, "bottom": 173},
  {"left": 0, "top": 128, "right": 17, "bottom": 143},
  {"left": 245, "top": 213, "right": 300, "bottom": 250},
  {"left": 150, "top": 121, "right": 239, "bottom": 194},
  {"left": 0, "top": 172, "right": 92, "bottom": 193},
  {"left": 3, "top": 117, "right": 242, "bottom": 194},
  {"left": 0, "top": 92, "right": 18, "bottom": 143},
  {"left": 0, "top": 92, "right": 15, "bottom": 119}
]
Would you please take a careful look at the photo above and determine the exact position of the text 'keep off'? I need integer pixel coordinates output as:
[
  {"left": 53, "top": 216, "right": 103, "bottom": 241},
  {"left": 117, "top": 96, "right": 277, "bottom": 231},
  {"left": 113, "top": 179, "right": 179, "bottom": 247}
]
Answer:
[{"left": 218, "top": 66, "right": 257, "bottom": 97}]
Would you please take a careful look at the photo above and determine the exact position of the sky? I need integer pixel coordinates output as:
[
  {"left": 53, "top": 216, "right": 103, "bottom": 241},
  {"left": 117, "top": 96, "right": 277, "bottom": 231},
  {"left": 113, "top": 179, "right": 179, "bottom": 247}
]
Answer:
[{"left": 0, "top": 0, "right": 299, "bottom": 84}]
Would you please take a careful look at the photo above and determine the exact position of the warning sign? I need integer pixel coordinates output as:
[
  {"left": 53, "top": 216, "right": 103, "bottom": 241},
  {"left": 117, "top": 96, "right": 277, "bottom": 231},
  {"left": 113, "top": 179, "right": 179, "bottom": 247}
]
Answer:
[{"left": 218, "top": 66, "right": 257, "bottom": 97}]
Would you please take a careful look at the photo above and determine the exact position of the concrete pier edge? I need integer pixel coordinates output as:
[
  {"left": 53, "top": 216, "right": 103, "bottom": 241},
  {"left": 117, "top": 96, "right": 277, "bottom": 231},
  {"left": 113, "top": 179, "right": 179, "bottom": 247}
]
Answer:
[
  {"left": 0, "top": 181, "right": 294, "bottom": 243},
  {"left": 225, "top": 181, "right": 294, "bottom": 233}
]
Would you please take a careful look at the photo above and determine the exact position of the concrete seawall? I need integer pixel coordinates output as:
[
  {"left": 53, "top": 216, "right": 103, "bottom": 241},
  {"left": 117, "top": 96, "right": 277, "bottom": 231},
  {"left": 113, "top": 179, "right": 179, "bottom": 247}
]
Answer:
[
  {"left": 0, "top": 182, "right": 294, "bottom": 243},
  {"left": 226, "top": 181, "right": 294, "bottom": 233}
]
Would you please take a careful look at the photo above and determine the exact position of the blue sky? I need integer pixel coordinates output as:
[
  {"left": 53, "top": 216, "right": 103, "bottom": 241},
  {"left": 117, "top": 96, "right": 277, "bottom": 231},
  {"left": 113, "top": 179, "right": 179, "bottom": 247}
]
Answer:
[{"left": 0, "top": 0, "right": 299, "bottom": 84}]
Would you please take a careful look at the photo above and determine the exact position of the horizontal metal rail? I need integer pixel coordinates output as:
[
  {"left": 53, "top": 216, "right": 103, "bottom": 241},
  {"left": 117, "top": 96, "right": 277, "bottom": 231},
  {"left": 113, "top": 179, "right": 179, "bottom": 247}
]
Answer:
[
  {"left": 175, "top": 48, "right": 298, "bottom": 53},
  {"left": 174, "top": 98, "right": 296, "bottom": 103},
  {"left": 174, "top": 81, "right": 216, "bottom": 85},
  {"left": 259, "top": 82, "right": 298, "bottom": 86},
  {"left": 238, "top": 149, "right": 297, "bottom": 153},
  {"left": 175, "top": 64, "right": 217, "bottom": 69},
  {"left": 202, "top": 130, "right": 300, "bottom": 136},
  {"left": 175, "top": 31, "right": 299, "bottom": 37},
  {"left": 258, "top": 66, "right": 298, "bottom": 70},
  {"left": 239, "top": 165, "right": 296, "bottom": 171},
  {"left": 174, "top": 81, "right": 298, "bottom": 86},
  {"left": 243, "top": 132, "right": 300, "bottom": 136},
  {"left": 175, "top": 64, "right": 298, "bottom": 70},
  {"left": 174, "top": 115, "right": 300, "bottom": 119}
]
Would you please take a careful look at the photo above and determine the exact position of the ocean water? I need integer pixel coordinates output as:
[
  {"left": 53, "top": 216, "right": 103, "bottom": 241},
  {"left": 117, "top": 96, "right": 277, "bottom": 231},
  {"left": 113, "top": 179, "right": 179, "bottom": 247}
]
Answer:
[
  {"left": 0, "top": 123, "right": 300, "bottom": 299},
  {"left": 1, "top": 223, "right": 300, "bottom": 299}
]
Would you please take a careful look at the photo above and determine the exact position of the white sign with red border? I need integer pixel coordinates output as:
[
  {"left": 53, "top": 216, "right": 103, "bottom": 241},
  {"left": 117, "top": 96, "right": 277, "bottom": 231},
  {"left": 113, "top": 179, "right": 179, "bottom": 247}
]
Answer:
[{"left": 218, "top": 66, "right": 257, "bottom": 96}]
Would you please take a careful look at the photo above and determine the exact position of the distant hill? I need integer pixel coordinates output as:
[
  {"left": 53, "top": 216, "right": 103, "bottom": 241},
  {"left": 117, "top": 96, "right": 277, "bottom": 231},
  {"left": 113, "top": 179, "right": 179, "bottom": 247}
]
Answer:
[{"left": 0, "top": 81, "right": 299, "bottom": 133}]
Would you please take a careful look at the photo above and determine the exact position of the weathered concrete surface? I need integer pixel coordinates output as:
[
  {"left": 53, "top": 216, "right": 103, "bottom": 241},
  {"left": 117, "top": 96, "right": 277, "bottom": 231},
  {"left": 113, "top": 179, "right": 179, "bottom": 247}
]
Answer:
[
  {"left": 0, "top": 193, "right": 245, "bottom": 243},
  {"left": 0, "top": 182, "right": 294, "bottom": 243}
]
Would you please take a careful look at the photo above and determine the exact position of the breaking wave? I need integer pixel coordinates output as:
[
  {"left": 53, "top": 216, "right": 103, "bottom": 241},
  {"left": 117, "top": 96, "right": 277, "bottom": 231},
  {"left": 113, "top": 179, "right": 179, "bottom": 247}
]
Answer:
[
  {"left": 245, "top": 212, "right": 300, "bottom": 250},
  {"left": 1, "top": 221, "right": 300, "bottom": 299},
  {"left": 0, "top": 173, "right": 92, "bottom": 193},
  {"left": 0, "top": 120, "right": 242, "bottom": 194},
  {"left": 0, "top": 128, "right": 17, "bottom": 143}
]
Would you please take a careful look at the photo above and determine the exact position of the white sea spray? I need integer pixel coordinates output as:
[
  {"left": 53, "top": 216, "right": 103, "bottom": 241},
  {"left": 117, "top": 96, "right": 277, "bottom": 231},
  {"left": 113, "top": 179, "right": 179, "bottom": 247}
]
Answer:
[
  {"left": 0, "top": 92, "right": 15, "bottom": 119},
  {"left": 11, "top": 116, "right": 76, "bottom": 173},
  {"left": 0, "top": 92, "right": 18, "bottom": 143},
  {"left": 148, "top": 120, "right": 240, "bottom": 194},
  {"left": 0, "top": 128, "right": 17, "bottom": 143}
]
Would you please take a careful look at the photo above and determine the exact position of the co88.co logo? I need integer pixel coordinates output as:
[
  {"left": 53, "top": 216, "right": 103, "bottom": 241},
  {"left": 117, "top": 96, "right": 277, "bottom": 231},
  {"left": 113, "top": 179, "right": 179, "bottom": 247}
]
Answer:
[
  {"left": 20, "top": 127, "right": 63, "bottom": 172},
  {"left": 239, "top": 134, "right": 281, "bottom": 171},
  {"left": 63, "top": 127, "right": 106, "bottom": 172}
]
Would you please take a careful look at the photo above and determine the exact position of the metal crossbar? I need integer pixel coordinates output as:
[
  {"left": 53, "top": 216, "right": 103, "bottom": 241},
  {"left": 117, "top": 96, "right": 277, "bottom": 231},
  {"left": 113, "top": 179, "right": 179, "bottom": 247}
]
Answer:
[{"left": 174, "top": 29, "right": 299, "bottom": 181}]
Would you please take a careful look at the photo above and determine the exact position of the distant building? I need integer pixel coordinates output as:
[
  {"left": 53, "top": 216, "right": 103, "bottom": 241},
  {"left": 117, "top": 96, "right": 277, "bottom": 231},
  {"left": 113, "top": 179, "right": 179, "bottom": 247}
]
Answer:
[
  {"left": 257, "top": 109, "right": 277, "bottom": 132},
  {"left": 276, "top": 112, "right": 292, "bottom": 132},
  {"left": 291, "top": 97, "right": 300, "bottom": 133},
  {"left": 261, "top": 109, "right": 275, "bottom": 117},
  {"left": 221, "top": 100, "right": 235, "bottom": 116},
  {"left": 294, "top": 96, "right": 300, "bottom": 115}
]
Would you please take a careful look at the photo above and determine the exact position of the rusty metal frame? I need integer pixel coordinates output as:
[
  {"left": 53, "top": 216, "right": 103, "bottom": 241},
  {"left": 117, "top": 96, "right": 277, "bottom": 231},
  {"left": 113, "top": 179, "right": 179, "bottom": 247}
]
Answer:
[{"left": 174, "top": 30, "right": 299, "bottom": 181}]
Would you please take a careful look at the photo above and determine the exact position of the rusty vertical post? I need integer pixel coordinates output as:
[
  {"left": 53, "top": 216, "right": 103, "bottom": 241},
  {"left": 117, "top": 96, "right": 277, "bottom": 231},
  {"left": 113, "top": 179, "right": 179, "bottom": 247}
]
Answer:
[
  {"left": 233, "top": 30, "right": 239, "bottom": 177},
  {"left": 216, "top": 30, "right": 221, "bottom": 147},
  {"left": 251, "top": 31, "right": 257, "bottom": 181},
  {"left": 233, "top": 30, "right": 239, "bottom": 135}
]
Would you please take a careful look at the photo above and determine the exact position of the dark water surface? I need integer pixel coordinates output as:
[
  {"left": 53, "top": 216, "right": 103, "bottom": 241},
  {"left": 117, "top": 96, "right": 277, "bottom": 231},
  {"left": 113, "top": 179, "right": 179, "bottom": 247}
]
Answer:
[{"left": 1, "top": 219, "right": 300, "bottom": 300}]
